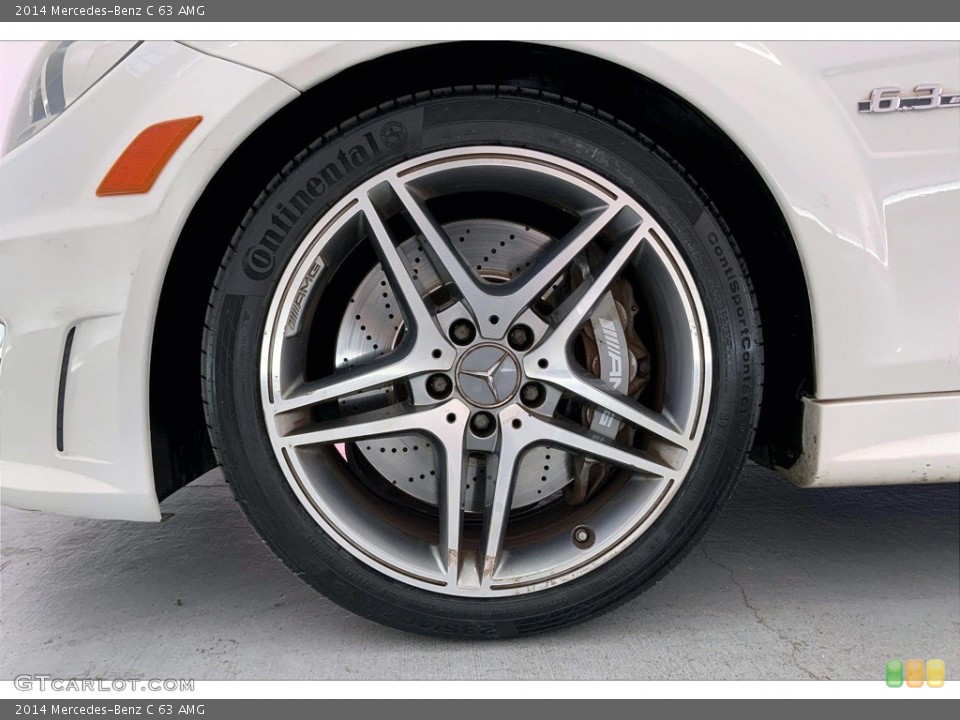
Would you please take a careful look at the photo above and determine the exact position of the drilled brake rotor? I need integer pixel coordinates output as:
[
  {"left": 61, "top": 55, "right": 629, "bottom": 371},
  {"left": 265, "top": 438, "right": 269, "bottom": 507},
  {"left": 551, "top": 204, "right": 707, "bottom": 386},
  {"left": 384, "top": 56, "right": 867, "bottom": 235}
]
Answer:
[
  {"left": 334, "top": 219, "right": 573, "bottom": 513},
  {"left": 334, "top": 218, "right": 648, "bottom": 514}
]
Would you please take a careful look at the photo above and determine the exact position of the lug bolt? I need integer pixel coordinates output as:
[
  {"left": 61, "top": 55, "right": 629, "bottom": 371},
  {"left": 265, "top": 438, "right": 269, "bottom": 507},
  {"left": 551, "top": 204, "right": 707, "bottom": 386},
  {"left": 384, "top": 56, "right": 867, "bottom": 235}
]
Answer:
[
  {"left": 519, "top": 382, "right": 545, "bottom": 408},
  {"left": 426, "top": 373, "right": 453, "bottom": 399},
  {"left": 507, "top": 324, "right": 533, "bottom": 351},
  {"left": 470, "top": 411, "right": 496, "bottom": 437},
  {"left": 449, "top": 319, "right": 476, "bottom": 346}
]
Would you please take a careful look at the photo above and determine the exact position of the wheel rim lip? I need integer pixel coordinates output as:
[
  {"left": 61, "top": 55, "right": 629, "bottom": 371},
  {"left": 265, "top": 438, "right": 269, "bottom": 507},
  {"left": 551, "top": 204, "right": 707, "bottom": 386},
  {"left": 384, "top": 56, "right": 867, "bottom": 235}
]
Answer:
[{"left": 259, "top": 146, "right": 713, "bottom": 597}]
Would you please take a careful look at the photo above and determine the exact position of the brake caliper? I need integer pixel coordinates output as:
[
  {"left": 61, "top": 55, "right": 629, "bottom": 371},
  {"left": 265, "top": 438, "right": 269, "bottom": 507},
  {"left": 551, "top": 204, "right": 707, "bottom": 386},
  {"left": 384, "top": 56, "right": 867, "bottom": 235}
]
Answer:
[{"left": 566, "top": 257, "right": 651, "bottom": 504}]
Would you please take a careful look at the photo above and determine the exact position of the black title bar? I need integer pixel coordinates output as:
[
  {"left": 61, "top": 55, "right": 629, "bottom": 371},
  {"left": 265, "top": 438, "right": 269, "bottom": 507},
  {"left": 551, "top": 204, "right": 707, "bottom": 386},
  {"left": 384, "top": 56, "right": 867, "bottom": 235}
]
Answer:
[{"left": 4, "top": 0, "right": 960, "bottom": 23}]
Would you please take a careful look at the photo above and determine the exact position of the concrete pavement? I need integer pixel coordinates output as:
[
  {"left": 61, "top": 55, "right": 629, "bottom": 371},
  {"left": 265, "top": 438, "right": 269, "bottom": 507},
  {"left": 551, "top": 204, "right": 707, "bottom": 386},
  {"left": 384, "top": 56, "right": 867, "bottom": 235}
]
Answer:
[{"left": 2, "top": 464, "right": 957, "bottom": 680}]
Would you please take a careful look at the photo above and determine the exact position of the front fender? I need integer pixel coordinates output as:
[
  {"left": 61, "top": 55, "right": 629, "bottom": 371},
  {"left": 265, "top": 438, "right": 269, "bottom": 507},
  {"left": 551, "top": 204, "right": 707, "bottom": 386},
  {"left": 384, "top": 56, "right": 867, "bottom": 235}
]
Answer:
[{"left": 187, "top": 39, "right": 960, "bottom": 400}]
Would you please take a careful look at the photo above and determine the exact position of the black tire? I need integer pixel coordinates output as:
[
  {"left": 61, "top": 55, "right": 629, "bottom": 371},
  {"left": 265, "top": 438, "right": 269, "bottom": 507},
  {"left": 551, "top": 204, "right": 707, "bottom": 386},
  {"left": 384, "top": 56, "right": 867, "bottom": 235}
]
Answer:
[{"left": 202, "top": 87, "right": 763, "bottom": 638}]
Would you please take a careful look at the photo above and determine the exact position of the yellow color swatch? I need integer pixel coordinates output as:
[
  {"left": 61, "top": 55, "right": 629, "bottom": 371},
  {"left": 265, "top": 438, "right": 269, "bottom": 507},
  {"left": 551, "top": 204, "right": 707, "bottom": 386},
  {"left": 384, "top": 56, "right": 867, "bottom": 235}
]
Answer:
[{"left": 926, "top": 659, "right": 945, "bottom": 688}]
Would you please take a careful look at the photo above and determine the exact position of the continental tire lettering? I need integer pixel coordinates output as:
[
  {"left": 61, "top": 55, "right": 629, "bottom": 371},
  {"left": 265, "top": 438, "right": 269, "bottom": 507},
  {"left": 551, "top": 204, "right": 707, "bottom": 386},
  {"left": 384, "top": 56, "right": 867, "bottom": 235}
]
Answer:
[
  {"left": 702, "top": 221, "right": 755, "bottom": 411},
  {"left": 243, "top": 246, "right": 275, "bottom": 280},
  {"left": 242, "top": 130, "right": 389, "bottom": 281}
]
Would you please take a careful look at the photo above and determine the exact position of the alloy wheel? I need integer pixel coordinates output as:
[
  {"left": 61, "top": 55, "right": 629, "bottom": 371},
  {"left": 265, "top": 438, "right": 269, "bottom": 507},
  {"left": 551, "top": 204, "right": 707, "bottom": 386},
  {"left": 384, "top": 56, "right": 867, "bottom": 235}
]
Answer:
[{"left": 260, "top": 147, "right": 711, "bottom": 596}]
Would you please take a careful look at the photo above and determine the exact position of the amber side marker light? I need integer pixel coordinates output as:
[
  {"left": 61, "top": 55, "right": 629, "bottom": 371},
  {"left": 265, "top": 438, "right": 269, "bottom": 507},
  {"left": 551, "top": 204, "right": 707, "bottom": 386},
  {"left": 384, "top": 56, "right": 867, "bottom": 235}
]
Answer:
[{"left": 96, "top": 116, "right": 202, "bottom": 196}]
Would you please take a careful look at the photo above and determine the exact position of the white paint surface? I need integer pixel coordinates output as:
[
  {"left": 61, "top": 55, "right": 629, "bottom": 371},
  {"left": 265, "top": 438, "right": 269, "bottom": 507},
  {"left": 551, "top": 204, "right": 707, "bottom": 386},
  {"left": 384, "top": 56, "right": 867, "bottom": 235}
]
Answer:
[{"left": 0, "top": 41, "right": 44, "bottom": 154}]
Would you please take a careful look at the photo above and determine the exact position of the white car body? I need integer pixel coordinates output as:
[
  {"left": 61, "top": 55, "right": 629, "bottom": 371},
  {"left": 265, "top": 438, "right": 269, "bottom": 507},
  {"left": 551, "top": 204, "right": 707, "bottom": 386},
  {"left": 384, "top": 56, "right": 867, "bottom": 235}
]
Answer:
[{"left": 1, "top": 40, "right": 958, "bottom": 522}]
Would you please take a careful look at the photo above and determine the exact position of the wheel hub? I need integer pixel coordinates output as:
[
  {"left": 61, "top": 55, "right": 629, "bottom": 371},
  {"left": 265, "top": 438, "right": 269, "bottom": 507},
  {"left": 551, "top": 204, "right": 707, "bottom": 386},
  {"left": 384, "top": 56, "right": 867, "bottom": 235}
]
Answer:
[{"left": 455, "top": 344, "right": 520, "bottom": 408}]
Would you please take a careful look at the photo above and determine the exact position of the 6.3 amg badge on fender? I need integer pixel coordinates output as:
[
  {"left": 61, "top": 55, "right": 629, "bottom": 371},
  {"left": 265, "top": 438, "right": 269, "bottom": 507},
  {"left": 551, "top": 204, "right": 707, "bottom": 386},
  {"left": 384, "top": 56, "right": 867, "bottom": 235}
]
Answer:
[{"left": 859, "top": 85, "right": 960, "bottom": 113}]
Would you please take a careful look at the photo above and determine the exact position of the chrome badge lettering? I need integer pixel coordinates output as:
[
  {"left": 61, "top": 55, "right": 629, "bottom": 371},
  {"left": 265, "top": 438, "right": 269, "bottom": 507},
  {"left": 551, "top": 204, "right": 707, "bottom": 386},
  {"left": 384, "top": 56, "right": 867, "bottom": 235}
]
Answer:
[
  {"left": 859, "top": 85, "right": 960, "bottom": 113},
  {"left": 285, "top": 259, "right": 324, "bottom": 337}
]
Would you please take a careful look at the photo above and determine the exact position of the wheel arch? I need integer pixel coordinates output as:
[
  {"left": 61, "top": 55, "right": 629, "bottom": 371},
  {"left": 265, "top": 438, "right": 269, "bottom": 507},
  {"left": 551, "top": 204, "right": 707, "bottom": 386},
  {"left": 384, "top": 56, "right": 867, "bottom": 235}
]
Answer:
[{"left": 151, "top": 41, "right": 813, "bottom": 501}]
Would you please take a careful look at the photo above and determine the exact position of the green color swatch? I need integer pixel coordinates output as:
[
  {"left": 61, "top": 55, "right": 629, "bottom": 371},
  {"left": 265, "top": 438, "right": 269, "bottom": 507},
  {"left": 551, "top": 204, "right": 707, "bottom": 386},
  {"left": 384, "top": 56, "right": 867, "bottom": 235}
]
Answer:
[{"left": 886, "top": 659, "right": 904, "bottom": 687}]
